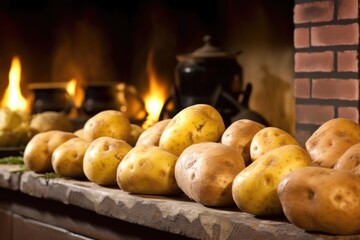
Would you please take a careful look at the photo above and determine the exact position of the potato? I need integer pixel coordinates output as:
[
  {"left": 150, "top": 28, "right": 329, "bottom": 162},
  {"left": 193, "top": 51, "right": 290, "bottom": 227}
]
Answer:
[
  {"left": 117, "top": 145, "right": 181, "bottom": 195},
  {"left": 333, "top": 143, "right": 360, "bottom": 175},
  {"left": 74, "top": 128, "right": 85, "bottom": 138},
  {"left": 0, "top": 126, "right": 37, "bottom": 148},
  {"left": 136, "top": 119, "right": 171, "bottom": 146},
  {"left": 128, "top": 124, "right": 144, "bottom": 146},
  {"left": 83, "top": 136, "right": 132, "bottom": 186},
  {"left": 83, "top": 110, "right": 131, "bottom": 142},
  {"left": 250, "top": 127, "right": 299, "bottom": 162},
  {"left": 175, "top": 142, "right": 245, "bottom": 207},
  {"left": 23, "top": 130, "right": 77, "bottom": 173},
  {"left": 0, "top": 107, "right": 23, "bottom": 130},
  {"left": 52, "top": 137, "right": 91, "bottom": 178},
  {"left": 30, "top": 111, "right": 73, "bottom": 132},
  {"left": 232, "top": 144, "right": 311, "bottom": 216},
  {"left": 159, "top": 104, "right": 225, "bottom": 156},
  {"left": 278, "top": 167, "right": 360, "bottom": 235},
  {"left": 221, "top": 119, "right": 265, "bottom": 166},
  {"left": 306, "top": 118, "right": 360, "bottom": 168},
  {"left": 0, "top": 108, "right": 36, "bottom": 147}
]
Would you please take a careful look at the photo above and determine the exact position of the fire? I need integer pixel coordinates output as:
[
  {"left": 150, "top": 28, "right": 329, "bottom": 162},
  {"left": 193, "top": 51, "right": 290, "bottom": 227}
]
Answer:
[
  {"left": 1, "top": 56, "right": 28, "bottom": 112},
  {"left": 66, "top": 79, "right": 77, "bottom": 97},
  {"left": 142, "top": 49, "right": 169, "bottom": 128},
  {"left": 66, "top": 78, "right": 84, "bottom": 118},
  {"left": 66, "top": 78, "right": 84, "bottom": 108}
]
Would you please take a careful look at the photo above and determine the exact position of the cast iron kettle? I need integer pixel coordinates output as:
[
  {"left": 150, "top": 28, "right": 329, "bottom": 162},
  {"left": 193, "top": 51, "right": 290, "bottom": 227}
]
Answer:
[
  {"left": 175, "top": 35, "right": 243, "bottom": 104},
  {"left": 160, "top": 35, "right": 268, "bottom": 126}
]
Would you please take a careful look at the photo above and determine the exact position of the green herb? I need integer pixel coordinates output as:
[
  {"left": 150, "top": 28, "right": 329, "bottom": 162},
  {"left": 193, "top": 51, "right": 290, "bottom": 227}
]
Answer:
[
  {"left": 37, "top": 172, "right": 62, "bottom": 180},
  {"left": 0, "top": 156, "right": 24, "bottom": 165},
  {"left": 10, "top": 165, "right": 28, "bottom": 173}
]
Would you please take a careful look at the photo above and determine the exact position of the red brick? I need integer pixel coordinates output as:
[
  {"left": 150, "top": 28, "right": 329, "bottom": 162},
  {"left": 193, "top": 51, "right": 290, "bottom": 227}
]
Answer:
[
  {"left": 338, "top": 107, "right": 359, "bottom": 122},
  {"left": 295, "top": 52, "right": 334, "bottom": 72},
  {"left": 312, "top": 79, "right": 359, "bottom": 100},
  {"left": 338, "top": 0, "right": 358, "bottom": 20},
  {"left": 294, "top": 1, "right": 334, "bottom": 24},
  {"left": 311, "top": 24, "right": 359, "bottom": 46},
  {"left": 296, "top": 104, "right": 334, "bottom": 125},
  {"left": 295, "top": 78, "right": 310, "bottom": 98},
  {"left": 338, "top": 51, "right": 358, "bottom": 72},
  {"left": 294, "top": 28, "right": 310, "bottom": 48}
]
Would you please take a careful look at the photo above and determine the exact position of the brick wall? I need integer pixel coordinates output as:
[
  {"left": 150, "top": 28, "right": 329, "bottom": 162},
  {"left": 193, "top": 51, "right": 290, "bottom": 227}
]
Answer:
[{"left": 293, "top": 0, "right": 360, "bottom": 145}]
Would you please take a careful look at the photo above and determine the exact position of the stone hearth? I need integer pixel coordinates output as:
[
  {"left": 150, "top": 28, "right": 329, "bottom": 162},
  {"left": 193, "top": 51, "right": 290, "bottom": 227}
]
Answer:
[{"left": 0, "top": 165, "right": 359, "bottom": 240}]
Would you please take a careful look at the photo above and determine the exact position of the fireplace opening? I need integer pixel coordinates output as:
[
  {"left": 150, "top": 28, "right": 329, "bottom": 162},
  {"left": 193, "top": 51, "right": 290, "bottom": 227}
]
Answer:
[{"left": 0, "top": 0, "right": 294, "bottom": 132}]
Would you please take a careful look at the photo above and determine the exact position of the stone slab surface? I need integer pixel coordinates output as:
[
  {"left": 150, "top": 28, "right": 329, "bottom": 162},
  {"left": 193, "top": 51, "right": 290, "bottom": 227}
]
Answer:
[{"left": 1, "top": 165, "right": 360, "bottom": 240}]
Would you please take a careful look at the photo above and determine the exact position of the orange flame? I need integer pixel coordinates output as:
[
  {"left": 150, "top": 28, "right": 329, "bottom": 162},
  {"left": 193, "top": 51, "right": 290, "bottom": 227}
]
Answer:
[
  {"left": 1, "top": 56, "right": 28, "bottom": 112},
  {"left": 143, "top": 49, "right": 168, "bottom": 128},
  {"left": 66, "top": 78, "right": 84, "bottom": 108}
]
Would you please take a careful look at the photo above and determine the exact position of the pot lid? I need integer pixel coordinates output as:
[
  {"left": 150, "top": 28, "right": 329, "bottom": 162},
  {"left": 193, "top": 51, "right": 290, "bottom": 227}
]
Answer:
[{"left": 177, "top": 35, "right": 236, "bottom": 60}]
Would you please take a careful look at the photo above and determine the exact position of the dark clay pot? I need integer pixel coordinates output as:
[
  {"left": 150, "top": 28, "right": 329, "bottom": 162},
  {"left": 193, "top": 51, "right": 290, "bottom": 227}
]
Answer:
[
  {"left": 81, "top": 82, "right": 122, "bottom": 117},
  {"left": 175, "top": 35, "right": 243, "bottom": 108},
  {"left": 28, "top": 82, "right": 73, "bottom": 114}
]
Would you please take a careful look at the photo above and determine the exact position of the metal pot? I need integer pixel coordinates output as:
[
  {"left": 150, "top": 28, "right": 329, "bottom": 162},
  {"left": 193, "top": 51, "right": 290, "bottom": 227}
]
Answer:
[
  {"left": 174, "top": 35, "right": 243, "bottom": 108},
  {"left": 28, "top": 82, "right": 73, "bottom": 114},
  {"left": 160, "top": 35, "right": 268, "bottom": 127}
]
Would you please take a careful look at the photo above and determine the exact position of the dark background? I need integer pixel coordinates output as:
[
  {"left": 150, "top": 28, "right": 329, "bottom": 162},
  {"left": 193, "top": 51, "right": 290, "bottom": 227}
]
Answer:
[
  {"left": 0, "top": 0, "right": 293, "bottom": 93},
  {"left": 0, "top": 0, "right": 295, "bottom": 131}
]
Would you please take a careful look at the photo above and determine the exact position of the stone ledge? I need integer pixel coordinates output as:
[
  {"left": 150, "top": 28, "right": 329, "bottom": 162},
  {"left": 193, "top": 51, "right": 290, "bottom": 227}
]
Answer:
[{"left": 0, "top": 165, "right": 358, "bottom": 240}]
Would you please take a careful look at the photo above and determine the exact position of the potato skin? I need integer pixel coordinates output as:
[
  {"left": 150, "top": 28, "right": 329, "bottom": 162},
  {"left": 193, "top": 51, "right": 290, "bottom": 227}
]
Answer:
[
  {"left": 83, "top": 136, "right": 132, "bottom": 186},
  {"left": 334, "top": 143, "right": 360, "bottom": 175},
  {"left": 24, "top": 130, "right": 77, "bottom": 173},
  {"left": 135, "top": 119, "right": 171, "bottom": 146},
  {"left": 128, "top": 124, "right": 144, "bottom": 147},
  {"left": 250, "top": 127, "right": 299, "bottom": 162},
  {"left": 83, "top": 110, "right": 131, "bottom": 142},
  {"left": 306, "top": 118, "right": 360, "bottom": 168},
  {"left": 74, "top": 128, "right": 85, "bottom": 138},
  {"left": 117, "top": 145, "right": 181, "bottom": 195},
  {"left": 30, "top": 111, "right": 74, "bottom": 132},
  {"left": 175, "top": 142, "right": 245, "bottom": 207},
  {"left": 221, "top": 119, "right": 265, "bottom": 166},
  {"left": 278, "top": 167, "right": 360, "bottom": 235},
  {"left": 159, "top": 104, "right": 225, "bottom": 156},
  {"left": 232, "top": 144, "right": 311, "bottom": 216},
  {"left": 52, "top": 137, "right": 91, "bottom": 178}
]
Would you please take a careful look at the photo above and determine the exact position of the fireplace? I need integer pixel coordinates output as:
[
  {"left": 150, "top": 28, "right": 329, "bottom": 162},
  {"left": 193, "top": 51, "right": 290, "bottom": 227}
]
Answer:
[
  {"left": 1, "top": 1, "right": 360, "bottom": 239},
  {"left": 1, "top": 1, "right": 296, "bottom": 137}
]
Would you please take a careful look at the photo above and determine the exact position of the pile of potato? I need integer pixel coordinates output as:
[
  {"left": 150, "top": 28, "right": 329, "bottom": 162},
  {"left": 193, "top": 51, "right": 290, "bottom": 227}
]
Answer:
[
  {"left": 22, "top": 104, "right": 360, "bottom": 236},
  {"left": 0, "top": 108, "right": 74, "bottom": 148}
]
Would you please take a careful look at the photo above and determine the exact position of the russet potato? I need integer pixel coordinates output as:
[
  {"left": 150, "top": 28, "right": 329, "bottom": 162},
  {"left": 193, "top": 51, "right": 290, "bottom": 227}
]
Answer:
[
  {"left": 278, "top": 167, "right": 360, "bottom": 235},
  {"left": 117, "top": 145, "right": 181, "bottom": 195},
  {"left": 52, "top": 137, "right": 91, "bottom": 178},
  {"left": 232, "top": 144, "right": 311, "bottom": 216},
  {"left": 221, "top": 119, "right": 265, "bottom": 166},
  {"left": 128, "top": 124, "right": 144, "bottom": 146},
  {"left": 175, "top": 142, "right": 245, "bottom": 207},
  {"left": 333, "top": 143, "right": 360, "bottom": 175},
  {"left": 159, "top": 104, "right": 225, "bottom": 156},
  {"left": 24, "top": 130, "right": 77, "bottom": 173},
  {"left": 306, "top": 118, "right": 360, "bottom": 168},
  {"left": 30, "top": 111, "right": 74, "bottom": 132},
  {"left": 136, "top": 119, "right": 171, "bottom": 146},
  {"left": 74, "top": 128, "right": 85, "bottom": 138},
  {"left": 83, "top": 136, "right": 132, "bottom": 186},
  {"left": 83, "top": 110, "right": 131, "bottom": 142},
  {"left": 250, "top": 127, "right": 299, "bottom": 162}
]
